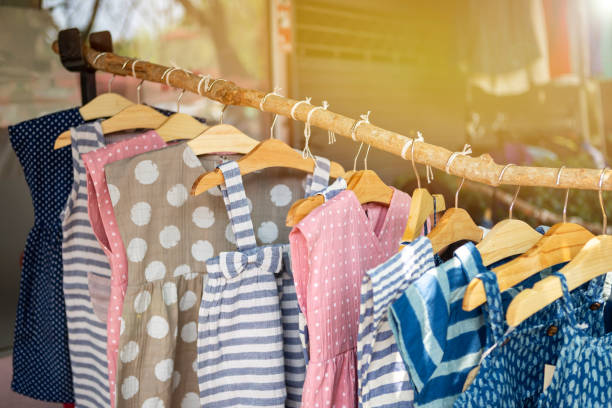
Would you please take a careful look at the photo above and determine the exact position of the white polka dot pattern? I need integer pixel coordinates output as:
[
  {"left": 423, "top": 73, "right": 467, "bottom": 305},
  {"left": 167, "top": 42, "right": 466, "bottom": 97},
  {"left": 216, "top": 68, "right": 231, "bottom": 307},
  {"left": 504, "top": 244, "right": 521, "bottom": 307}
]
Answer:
[
  {"left": 105, "top": 143, "right": 313, "bottom": 406},
  {"left": 82, "top": 130, "right": 168, "bottom": 408},
  {"left": 9, "top": 107, "right": 83, "bottom": 402},
  {"left": 290, "top": 188, "right": 412, "bottom": 407}
]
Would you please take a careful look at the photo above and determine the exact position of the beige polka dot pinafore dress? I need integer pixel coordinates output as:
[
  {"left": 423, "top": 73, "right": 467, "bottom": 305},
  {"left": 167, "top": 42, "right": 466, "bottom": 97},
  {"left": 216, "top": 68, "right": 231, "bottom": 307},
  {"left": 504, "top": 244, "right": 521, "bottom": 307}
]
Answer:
[{"left": 105, "top": 140, "right": 311, "bottom": 407}]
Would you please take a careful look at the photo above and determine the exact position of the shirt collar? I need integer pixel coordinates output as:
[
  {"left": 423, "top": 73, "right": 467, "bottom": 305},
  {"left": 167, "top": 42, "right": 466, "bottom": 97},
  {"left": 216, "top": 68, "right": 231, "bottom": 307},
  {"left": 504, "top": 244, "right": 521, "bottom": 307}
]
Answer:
[{"left": 453, "top": 242, "right": 488, "bottom": 282}]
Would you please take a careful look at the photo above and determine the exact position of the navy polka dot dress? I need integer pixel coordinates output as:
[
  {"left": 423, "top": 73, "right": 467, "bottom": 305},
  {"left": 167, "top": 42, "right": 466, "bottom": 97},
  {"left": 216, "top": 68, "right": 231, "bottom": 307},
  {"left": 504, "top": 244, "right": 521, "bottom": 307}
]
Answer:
[{"left": 9, "top": 108, "right": 84, "bottom": 403}]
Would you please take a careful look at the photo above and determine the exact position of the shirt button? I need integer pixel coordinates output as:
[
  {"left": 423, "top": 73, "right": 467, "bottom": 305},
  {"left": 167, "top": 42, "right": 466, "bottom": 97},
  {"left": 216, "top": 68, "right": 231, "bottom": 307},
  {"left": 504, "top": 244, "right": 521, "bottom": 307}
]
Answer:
[
  {"left": 546, "top": 325, "right": 558, "bottom": 336},
  {"left": 589, "top": 302, "right": 602, "bottom": 310}
]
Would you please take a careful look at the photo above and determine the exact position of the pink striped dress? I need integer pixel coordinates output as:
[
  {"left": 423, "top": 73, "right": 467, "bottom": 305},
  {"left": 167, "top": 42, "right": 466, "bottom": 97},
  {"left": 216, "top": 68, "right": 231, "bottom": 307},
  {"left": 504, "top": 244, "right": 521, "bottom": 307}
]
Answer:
[
  {"left": 289, "top": 188, "right": 412, "bottom": 407},
  {"left": 82, "top": 131, "right": 166, "bottom": 407}
]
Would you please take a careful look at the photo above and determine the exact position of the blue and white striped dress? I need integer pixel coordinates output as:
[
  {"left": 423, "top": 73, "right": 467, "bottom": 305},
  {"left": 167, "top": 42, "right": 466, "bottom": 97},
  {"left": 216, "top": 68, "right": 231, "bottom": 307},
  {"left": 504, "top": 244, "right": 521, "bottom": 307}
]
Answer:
[
  {"left": 358, "top": 236, "right": 435, "bottom": 407},
  {"left": 61, "top": 122, "right": 111, "bottom": 408},
  {"left": 198, "top": 160, "right": 286, "bottom": 407}
]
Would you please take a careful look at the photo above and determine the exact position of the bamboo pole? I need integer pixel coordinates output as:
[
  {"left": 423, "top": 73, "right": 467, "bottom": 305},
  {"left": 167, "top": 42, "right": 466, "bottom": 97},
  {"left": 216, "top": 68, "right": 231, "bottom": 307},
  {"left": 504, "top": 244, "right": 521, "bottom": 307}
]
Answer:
[{"left": 52, "top": 41, "right": 612, "bottom": 192}]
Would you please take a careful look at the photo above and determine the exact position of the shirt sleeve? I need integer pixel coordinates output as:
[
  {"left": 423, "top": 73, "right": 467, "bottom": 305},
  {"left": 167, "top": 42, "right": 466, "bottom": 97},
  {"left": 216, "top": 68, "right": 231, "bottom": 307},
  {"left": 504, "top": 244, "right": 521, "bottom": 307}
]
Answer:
[{"left": 388, "top": 266, "right": 450, "bottom": 392}]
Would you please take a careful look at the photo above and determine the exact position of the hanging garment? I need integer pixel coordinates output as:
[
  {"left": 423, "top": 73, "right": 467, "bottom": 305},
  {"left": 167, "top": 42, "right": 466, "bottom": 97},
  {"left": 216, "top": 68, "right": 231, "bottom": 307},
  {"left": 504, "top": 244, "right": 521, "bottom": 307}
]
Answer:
[
  {"left": 277, "top": 158, "right": 345, "bottom": 408},
  {"left": 542, "top": 0, "right": 572, "bottom": 77},
  {"left": 537, "top": 273, "right": 612, "bottom": 407},
  {"left": 198, "top": 160, "right": 286, "bottom": 407},
  {"left": 61, "top": 122, "right": 114, "bottom": 408},
  {"left": 9, "top": 108, "right": 85, "bottom": 403},
  {"left": 358, "top": 236, "right": 436, "bottom": 408},
  {"left": 290, "top": 188, "right": 412, "bottom": 408},
  {"left": 388, "top": 239, "right": 564, "bottom": 408},
  {"left": 454, "top": 271, "right": 606, "bottom": 408},
  {"left": 82, "top": 131, "right": 167, "bottom": 407},
  {"left": 105, "top": 143, "right": 309, "bottom": 407}
]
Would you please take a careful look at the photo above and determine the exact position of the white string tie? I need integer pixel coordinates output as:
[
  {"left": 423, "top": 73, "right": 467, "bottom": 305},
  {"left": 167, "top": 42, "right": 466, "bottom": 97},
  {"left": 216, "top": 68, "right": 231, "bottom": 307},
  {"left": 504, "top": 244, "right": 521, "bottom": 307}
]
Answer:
[
  {"left": 92, "top": 52, "right": 107, "bottom": 66},
  {"left": 260, "top": 87, "right": 282, "bottom": 139},
  {"left": 401, "top": 131, "right": 434, "bottom": 183},
  {"left": 351, "top": 111, "right": 371, "bottom": 141},
  {"left": 445, "top": 144, "right": 472, "bottom": 174},
  {"left": 207, "top": 78, "right": 226, "bottom": 92},
  {"left": 302, "top": 100, "right": 334, "bottom": 158},
  {"left": 290, "top": 97, "right": 311, "bottom": 120},
  {"left": 400, "top": 132, "right": 424, "bottom": 160},
  {"left": 197, "top": 74, "right": 211, "bottom": 96}
]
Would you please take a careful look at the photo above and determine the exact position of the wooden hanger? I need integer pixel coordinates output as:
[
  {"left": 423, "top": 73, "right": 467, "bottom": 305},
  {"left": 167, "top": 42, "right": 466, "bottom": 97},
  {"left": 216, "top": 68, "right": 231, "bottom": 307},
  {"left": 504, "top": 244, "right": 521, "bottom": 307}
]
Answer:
[
  {"left": 286, "top": 195, "right": 325, "bottom": 226},
  {"left": 464, "top": 166, "right": 594, "bottom": 311},
  {"left": 286, "top": 139, "right": 366, "bottom": 227},
  {"left": 427, "top": 178, "right": 483, "bottom": 253},
  {"left": 285, "top": 151, "right": 392, "bottom": 226},
  {"left": 191, "top": 138, "right": 345, "bottom": 196},
  {"left": 474, "top": 164, "right": 541, "bottom": 266},
  {"left": 401, "top": 136, "right": 446, "bottom": 242},
  {"left": 187, "top": 124, "right": 259, "bottom": 156},
  {"left": 403, "top": 189, "right": 447, "bottom": 241},
  {"left": 505, "top": 167, "right": 610, "bottom": 326},
  {"left": 347, "top": 169, "right": 394, "bottom": 205},
  {"left": 155, "top": 86, "right": 210, "bottom": 140},
  {"left": 54, "top": 72, "right": 134, "bottom": 149}
]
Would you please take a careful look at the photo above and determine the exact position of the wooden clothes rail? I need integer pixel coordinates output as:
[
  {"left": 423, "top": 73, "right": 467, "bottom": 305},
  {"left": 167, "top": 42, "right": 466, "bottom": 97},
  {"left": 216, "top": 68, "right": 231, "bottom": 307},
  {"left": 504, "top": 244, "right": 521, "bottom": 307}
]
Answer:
[{"left": 52, "top": 40, "right": 612, "bottom": 192}]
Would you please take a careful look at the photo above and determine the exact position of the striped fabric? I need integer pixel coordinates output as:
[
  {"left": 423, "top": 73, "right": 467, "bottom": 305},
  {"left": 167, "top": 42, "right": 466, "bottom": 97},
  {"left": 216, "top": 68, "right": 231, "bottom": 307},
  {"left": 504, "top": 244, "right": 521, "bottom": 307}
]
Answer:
[
  {"left": 389, "top": 243, "right": 488, "bottom": 408},
  {"left": 198, "top": 160, "right": 286, "bottom": 407},
  {"left": 303, "top": 156, "right": 330, "bottom": 196},
  {"left": 358, "top": 237, "right": 436, "bottom": 408},
  {"left": 61, "top": 122, "right": 111, "bottom": 408},
  {"left": 278, "top": 247, "right": 306, "bottom": 408}
]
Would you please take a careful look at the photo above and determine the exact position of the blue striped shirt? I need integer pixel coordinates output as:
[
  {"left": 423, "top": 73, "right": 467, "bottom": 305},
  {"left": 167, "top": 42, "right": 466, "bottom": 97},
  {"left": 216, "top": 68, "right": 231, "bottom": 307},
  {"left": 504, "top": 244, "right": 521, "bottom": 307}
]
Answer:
[
  {"left": 358, "top": 237, "right": 436, "bottom": 407},
  {"left": 389, "top": 242, "right": 489, "bottom": 407},
  {"left": 388, "top": 230, "right": 559, "bottom": 408}
]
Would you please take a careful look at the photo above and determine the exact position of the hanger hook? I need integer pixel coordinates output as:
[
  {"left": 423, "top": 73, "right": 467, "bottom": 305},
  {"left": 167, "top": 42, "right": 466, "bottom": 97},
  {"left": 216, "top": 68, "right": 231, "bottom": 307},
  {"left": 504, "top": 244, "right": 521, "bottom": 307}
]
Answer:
[
  {"left": 455, "top": 178, "right": 466, "bottom": 209},
  {"left": 352, "top": 142, "right": 365, "bottom": 172},
  {"left": 555, "top": 165, "right": 569, "bottom": 223},
  {"left": 220, "top": 104, "right": 229, "bottom": 124},
  {"left": 498, "top": 163, "right": 519, "bottom": 219},
  {"left": 107, "top": 74, "right": 115, "bottom": 93},
  {"left": 411, "top": 135, "right": 421, "bottom": 189},
  {"left": 599, "top": 167, "right": 608, "bottom": 233},
  {"left": 446, "top": 144, "right": 472, "bottom": 208},
  {"left": 363, "top": 144, "right": 372, "bottom": 171},
  {"left": 176, "top": 89, "right": 185, "bottom": 113},
  {"left": 136, "top": 79, "right": 145, "bottom": 105}
]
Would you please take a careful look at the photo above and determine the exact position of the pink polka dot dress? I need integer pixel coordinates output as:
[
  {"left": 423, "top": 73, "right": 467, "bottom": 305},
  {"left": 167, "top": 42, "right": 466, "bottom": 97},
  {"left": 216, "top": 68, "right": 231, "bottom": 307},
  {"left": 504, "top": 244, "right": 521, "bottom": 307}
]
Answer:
[
  {"left": 289, "top": 188, "right": 412, "bottom": 408},
  {"left": 82, "top": 131, "right": 166, "bottom": 407}
]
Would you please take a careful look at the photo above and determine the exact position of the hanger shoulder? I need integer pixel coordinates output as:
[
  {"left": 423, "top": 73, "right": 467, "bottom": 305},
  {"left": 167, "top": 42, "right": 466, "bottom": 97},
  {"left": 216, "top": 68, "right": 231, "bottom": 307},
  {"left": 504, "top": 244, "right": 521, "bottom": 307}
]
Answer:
[
  {"left": 187, "top": 124, "right": 259, "bottom": 155},
  {"left": 402, "top": 189, "right": 433, "bottom": 242},
  {"left": 286, "top": 195, "right": 325, "bottom": 226},
  {"left": 463, "top": 222, "right": 594, "bottom": 312},
  {"left": 348, "top": 170, "right": 394, "bottom": 205},
  {"left": 54, "top": 94, "right": 136, "bottom": 149},
  {"left": 506, "top": 235, "right": 612, "bottom": 326},
  {"left": 101, "top": 104, "right": 168, "bottom": 135},
  {"left": 79, "top": 93, "right": 133, "bottom": 121},
  {"left": 190, "top": 139, "right": 345, "bottom": 196},
  {"left": 476, "top": 219, "right": 542, "bottom": 266},
  {"left": 54, "top": 129, "right": 74, "bottom": 149},
  {"left": 156, "top": 112, "right": 209, "bottom": 141},
  {"left": 428, "top": 207, "right": 483, "bottom": 254},
  {"left": 402, "top": 189, "right": 447, "bottom": 242}
]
